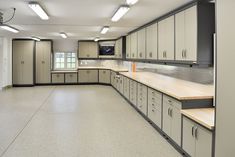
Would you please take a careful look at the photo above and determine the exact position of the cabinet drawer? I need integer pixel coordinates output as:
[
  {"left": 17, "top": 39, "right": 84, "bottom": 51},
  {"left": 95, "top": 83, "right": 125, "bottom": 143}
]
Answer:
[
  {"left": 65, "top": 73, "right": 78, "bottom": 83},
  {"left": 148, "top": 88, "right": 162, "bottom": 99},
  {"left": 163, "top": 95, "right": 182, "bottom": 109},
  {"left": 148, "top": 106, "right": 161, "bottom": 128},
  {"left": 52, "top": 73, "right": 64, "bottom": 83}
]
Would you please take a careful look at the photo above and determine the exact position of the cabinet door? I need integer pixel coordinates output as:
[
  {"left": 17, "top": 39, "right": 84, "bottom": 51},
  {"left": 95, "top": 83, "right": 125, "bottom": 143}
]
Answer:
[
  {"left": 137, "top": 83, "right": 148, "bottom": 115},
  {"left": 175, "top": 11, "right": 186, "bottom": 61},
  {"left": 195, "top": 125, "right": 212, "bottom": 157},
  {"left": 78, "top": 70, "right": 89, "bottom": 83},
  {"left": 123, "top": 77, "right": 130, "bottom": 99},
  {"left": 130, "top": 80, "right": 137, "bottom": 105},
  {"left": 183, "top": 117, "right": 196, "bottom": 157},
  {"left": 13, "top": 41, "right": 24, "bottom": 85},
  {"left": 99, "top": 70, "right": 110, "bottom": 84},
  {"left": 185, "top": 5, "right": 197, "bottom": 62},
  {"left": 78, "top": 42, "right": 98, "bottom": 58},
  {"left": 137, "top": 29, "right": 146, "bottom": 59},
  {"left": 163, "top": 102, "right": 172, "bottom": 137},
  {"left": 146, "top": 23, "right": 158, "bottom": 60},
  {"left": 88, "top": 70, "right": 98, "bottom": 83},
  {"left": 118, "top": 38, "right": 123, "bottom": 58},
  {"left": 158, "top": 16, "right": 175, "bottom": 60},
  {"left": 115, "top": 40, "right": 120, "bottom": 58},
  {"left": 131, "top": 32, "right": 138, "bottom": 59},
  {"left": 52, "top": 73, "right": 64, "bottom": 83},
  {"left": 118, "top": 75, "right": 124, "bottom": 94},
  {"left": 88, "top": 42, "right": 98, "bottom": 58},
  {"left": 171, "top": 107, "right": 182, "bottom": 146},
  {"left": 65, "top": 73, "right": 78, "bottom": 83},
  {"left": 126, "top": 35, "right": 131, "bottom": 58}
]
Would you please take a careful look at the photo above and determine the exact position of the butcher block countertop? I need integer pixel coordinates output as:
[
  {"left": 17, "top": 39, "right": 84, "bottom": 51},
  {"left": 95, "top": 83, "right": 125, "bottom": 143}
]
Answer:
[
  {"left": 181, "top": 108, "right": 215, "bottom": 130},
  {"left": 120, "top": 72, "right": 214, "bottom": 101}
]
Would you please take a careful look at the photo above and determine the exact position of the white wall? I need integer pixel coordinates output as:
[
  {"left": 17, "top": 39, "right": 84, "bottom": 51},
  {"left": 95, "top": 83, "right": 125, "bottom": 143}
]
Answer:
[
  {"left": 53, "top": 39, "right": 78, "bottom": 52},
  {"left": 0, "top": 37, "right": 12, "bottom": 90},
  {"left": 215, "top": 0, "right": 235, "bottom": 156}
]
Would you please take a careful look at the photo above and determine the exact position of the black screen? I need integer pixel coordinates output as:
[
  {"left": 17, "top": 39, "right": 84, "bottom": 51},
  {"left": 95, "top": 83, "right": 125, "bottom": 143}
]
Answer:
[{"left": 99, "top": 46, "right": 115, "bottom": 55}]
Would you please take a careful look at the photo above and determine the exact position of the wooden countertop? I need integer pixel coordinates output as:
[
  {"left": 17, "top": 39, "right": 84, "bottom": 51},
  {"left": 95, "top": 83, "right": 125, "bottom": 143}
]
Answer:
[
  {"left": 120, "top": 72, "right": 214, "bottom": 100},
  {"left": 77, "top": 66, "right": 128, "bottom": 72},
  {"left": 51, "top": 70, "right": 77, "bottom": 73},
  {"left": 181, "top": 108, "right": 215, "bottom": 130}
]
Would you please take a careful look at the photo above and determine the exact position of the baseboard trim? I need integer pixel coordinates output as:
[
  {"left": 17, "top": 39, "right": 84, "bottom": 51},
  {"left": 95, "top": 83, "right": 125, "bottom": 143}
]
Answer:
[{"left": 1, "top": 85, "right": 13, "bottom": 90}]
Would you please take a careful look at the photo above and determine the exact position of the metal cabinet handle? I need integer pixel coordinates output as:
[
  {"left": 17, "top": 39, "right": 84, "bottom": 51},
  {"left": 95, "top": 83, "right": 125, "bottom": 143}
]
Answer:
[
  {"left": 170, "top": 109, "right": 173, "bottom": 117},
  {"left": 126, "top": 54, "right": 129, "bottom": 57},
  {"left": 103, "top": 71, "right": 106, "bottom": 74},
  {"left": 194, "top": 127, "right": 198, "bottom": 139},
  {"left": 152, "top": 109, "right": 155, "bottom": 112},
  {"left": 192, "top": 126, "right": 195, "bottom": 137},
  {"left": 21, "top": 61, "right": 25, "bottom": 64},
  {"left": 57, "top": 74, "right": 59, "bottom": 77},
  {"left": 70, "top": 74, "right": 73, "bottom": 77},
  {"left": 168, "top": 99, "right": 172, "bottom": 103},
  {"left": 182, "top": 50, "right": 184, "bottom": 58},
  {"left": 149, "top": 52, "right": 152, "bottom": 58},
  {"left": 168, "top": 108, "right": 170, "bottom": 116},
  {"left": 139, "top": 105, "right": 142, "bottom": 108},
  {"left": 184, "top": 49, "right": 187, "bottom": 58}
]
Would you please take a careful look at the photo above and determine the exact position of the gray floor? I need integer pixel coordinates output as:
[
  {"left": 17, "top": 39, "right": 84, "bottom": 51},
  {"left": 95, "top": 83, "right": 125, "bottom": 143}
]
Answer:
[{"left": 0, "top": 85, "right": 182, "bottom": 157}]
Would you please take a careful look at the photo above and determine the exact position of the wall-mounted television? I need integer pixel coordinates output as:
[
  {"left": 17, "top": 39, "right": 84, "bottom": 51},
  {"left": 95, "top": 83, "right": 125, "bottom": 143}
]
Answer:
[{"left": 99, "top": 41, "right": 115, "bottom": 56}]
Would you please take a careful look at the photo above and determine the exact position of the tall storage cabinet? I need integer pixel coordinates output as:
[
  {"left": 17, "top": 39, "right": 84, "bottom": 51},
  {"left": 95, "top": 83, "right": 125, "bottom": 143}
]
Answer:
[
  {"left": 158, "top": 16, "right": 175, "bottom": 61},
  {"left": 13, "top": 40, "right": 34, "bottom": 86},
  {"left": 36, "top": 41, "right": 52, "bottom": 84}
]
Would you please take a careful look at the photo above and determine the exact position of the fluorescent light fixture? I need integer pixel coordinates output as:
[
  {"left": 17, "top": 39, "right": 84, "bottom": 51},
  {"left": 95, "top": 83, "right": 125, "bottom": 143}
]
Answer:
[
  {"left": 31, "top": 36, "right": 40, "bottom": 41},
  {"left": 100, "top": 26, "right": 109, "bottom": 34},
  {"left": 60, "top": 32, "right": 67, "bottom": 38},
  {"left": 94, "top": 37, "right": 100, "bottom": 42},
  {"left": 28, "top": 2, "right": 49, "bottom": 20},
  {"left": 126, "top": 0, "right": 139, "bottom": 5},
  {"left": 111, "top": 5, "right": 130, "bottom": 22},
  {"left": 0, "top": 24, "right": 19, "bottom": 33}
]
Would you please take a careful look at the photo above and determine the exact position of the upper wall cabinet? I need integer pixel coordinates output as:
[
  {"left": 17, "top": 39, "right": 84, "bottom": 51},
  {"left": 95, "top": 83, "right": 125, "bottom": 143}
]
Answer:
[
  {"left": 158, "top": 15, "right": 175, "bottom": 61},
  {"left": 137, "top": 28, "right": 146, "bottom": 59},
  {"left": 146, "top": 23, "right": 158, "bottom": 60},
  {"left": 126, "top": 35, "right": 131, "bottom": 59},
  {"left": 78, "top": 41, "right": 98, "bottom": 59},
  {"left": 176, "top": 4, "right": 215, "bottom": 64},
  {"left": 115, "top": 38, "right": 123, "bottom": 59},
  {"left": 130, "top": 32, "right": 138, "bottom": 59}
]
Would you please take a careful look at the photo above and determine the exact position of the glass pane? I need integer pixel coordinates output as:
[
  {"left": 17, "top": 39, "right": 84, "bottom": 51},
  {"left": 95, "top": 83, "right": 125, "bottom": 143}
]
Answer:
[
  {"left": 67, "top": 63, "right": 71, "bottom": 68},
  {"left": 56, "top": 58, "right": 60, "bottom": 62},
  {"left": 71, "top": 63, "right": 76, "bottom": 68},
  {"left": 67, "top": 53, "right": 72, "bottom": 57},
  {"left": 61, "top": 58, "right": 64, "bottom": 62},
  {"left": 72, "top": 58, "right": 76, "bottom": 62},
  {"left": 72, "top": 53, "right": 76, "bottom": 57},
  {"left": 61, "top": 63, "right": 65, "bottom": 68},
  {"left": 67, "top": 58, "right": 71, "bottom": 62},
  {"left": 56, "top": 63, "right": 60, "bottom": 68}
]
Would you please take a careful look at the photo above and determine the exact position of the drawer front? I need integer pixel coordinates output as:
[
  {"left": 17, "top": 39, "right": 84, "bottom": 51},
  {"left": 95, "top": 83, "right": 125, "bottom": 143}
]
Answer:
[
  {"left": 52, "top": 73, "right": 64, "bottom": 83},
  {"left": 137, "top": 83, "right": 148, "bottom": 115},
  {"left": 99, "top": 70, "right": 110, "bottom": 84},
  {"left": 148, "top": 106, "right": 162, "bottom": 128},
  {"left": 65, "top": 73, "right": 78, "bottom": 83},
  {"left": 163, "top": 95, "right": 182, "bottom": 109},
  {"left": 148, "top": 88, "right": 162, "bottom": 99}
]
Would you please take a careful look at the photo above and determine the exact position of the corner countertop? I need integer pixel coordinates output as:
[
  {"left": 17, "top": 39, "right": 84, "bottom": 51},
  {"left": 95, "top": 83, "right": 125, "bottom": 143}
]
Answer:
[
  {"left": 181, "top": 108, "right": 215, "bottom": 130},
  {"left": 120, "top": 72, "right": 214, "bottom": 101},
  {"left": 77, "top": 66, "right": 128, "bottom": 72}
]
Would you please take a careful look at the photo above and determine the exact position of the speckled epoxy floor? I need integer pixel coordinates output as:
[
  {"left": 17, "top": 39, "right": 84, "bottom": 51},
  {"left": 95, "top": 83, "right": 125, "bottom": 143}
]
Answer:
[{"left": 0, "top": 85, "right": 182, "bottom": 157}]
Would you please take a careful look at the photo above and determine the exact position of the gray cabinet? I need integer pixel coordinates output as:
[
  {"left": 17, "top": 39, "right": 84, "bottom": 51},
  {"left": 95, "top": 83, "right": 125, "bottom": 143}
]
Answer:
[
  {"left": 137, "top": 28, "right": 146, "bottom": 59},
  {"left": 115, "top": 38, "right": 123, "bottom": 58},
  {"left": 116, "top": 75, "right": 124, "bottom": 94},
  {"left": 130, "top": 32, "right": 138, "bottom": 59},
  {"left": 13, "top": 40, "right": 34, "bottom": 85},
  {"left": 111, "top": 71, "right": 117, "bottom": 87},
  {"left": 147, "top": 88, "right": 162, "bottom": 128},
  {"left": 146, "top": 23, "right": 158, "bottom": 60},
  {"left": 129, "top": 80, "right": 137, "bottom": 105},
  {"left": 99, "top": 70, "right": 110, "bottom": 84},
  {"left": 126, "top": 35, "right": 131, "bottom": 59},
  {"left": 183, "top": 116, "right": 213, "bottom": 157},
  {"left": 52, "top": 73, "right": 64, "bottom": 83},
  {"left": 137, "top": 83, "right": 148, "bottom": 115},
  {"left": 65, "top": 73, "right": 78, "bottom": 83},
  {"left": 78, "top": 70, "right": 98, "bottom": 83},
  {"left": 123, "top": 76, "right": 130, "bottom": 99},
  {"left": 158, "top": 16, "right": 175, "bottom": 61},
  {"left": 36, "top": 41, "right": 52, "bottom": 84},
  {"left": 78, "top": 42, "right": 98, "bottom": 58},
  {"left": 162, "top": 95, "right": 182, "bottom": 146}
]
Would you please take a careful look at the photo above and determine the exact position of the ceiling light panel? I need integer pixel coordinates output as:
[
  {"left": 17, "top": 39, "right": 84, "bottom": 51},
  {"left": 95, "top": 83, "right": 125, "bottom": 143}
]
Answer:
[
  {"left": 28, "top": 2, "right": 49, "bottom": 20},
  {"left": 0, "top": 24, "right": 19, "bottom": 33},
  {"left": 100, "top": 26, "right": 109, "bottom": 34},
  {"left": 111, "top": 5, "right": 130, "bottom": 22},
  {"left": 126, "top": 0, "right": 139, "bottom": 5}
]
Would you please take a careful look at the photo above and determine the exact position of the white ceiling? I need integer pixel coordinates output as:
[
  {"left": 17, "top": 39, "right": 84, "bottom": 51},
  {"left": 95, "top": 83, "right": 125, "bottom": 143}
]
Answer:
[{"left": 0, "top": 0, "right": 193, "bottom": 40}]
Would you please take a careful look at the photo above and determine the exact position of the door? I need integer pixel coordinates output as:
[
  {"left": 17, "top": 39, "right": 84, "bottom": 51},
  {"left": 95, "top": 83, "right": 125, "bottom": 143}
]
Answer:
[
  {"left": 52, "top": 73, "right": 64, "bottom": 83},
  {"left": 131, "top": 32, "right": 138, "bottom": 59},
  {"left": 88, "top": 70, "right": 98, "bottom": 83},
  {"left": 162, "top": 102, "right": 172, "bottom": 137},
  {"left": 78, "top": 42, "right": 88, "bottom": 58},
  {"left": 126, "top": 35, "right": 131, "bottom": 58},
  {"left": 158, "top": 16, "right": 175, "bottom": 60},
  {"left": 171, "top": 107, "right": 182, "bottom": 146},
  {"left": 65, "top": 73, "right": 78, "bottom": 83},
  {"left": 78, "top": 70, "right": 89, "bottom": 83},
  {"left": 137, "top": 29, "right": 146, "bottom": 59},
  {"left": 183, "top": 117, "right": 196, "bottom": 157},
  {"left": 88, "top": 42, "right": 98, "bottom": 58},
  {"left": 185, "top": 5, "right": 197, "bottom": 62},
  {"left": 195, "top": 125, "right": 212, "bottom": 157},
  {"left": 99, "top": 70, "right": 110, "bottom": 84},
  {"left": 13, "top": 41, "right": 23, "bottom": 84},
  {"left": 175, "top": 10, "right": 186, "bottom": 61},
  {"left": 146, "top": 23, "right": 158, "bottom": 60}
]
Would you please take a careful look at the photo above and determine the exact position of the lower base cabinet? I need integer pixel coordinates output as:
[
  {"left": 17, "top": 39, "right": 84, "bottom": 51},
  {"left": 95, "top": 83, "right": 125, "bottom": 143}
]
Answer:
[
  {"left": 123, "top": 77, "right": 130, "bottom": 99},
  {"left": 147, "top": 88, "right": 162, "bottom": 128},
  {"left": 52, "top": 73, "right": 64, "bottom": 83},
  {"left": 162, "top": 95, "right": 182, "bottom": 146},
  {"left": 78, "top": 70, "right": 98, "bottom": 83},
  {"left": 129, "top": 80, "right": 137, "bottom": 106},
  {"left": 65, "top": 73, "right": 78, "bottom": 83},
  {"left": 99, "top": 70, "right": 110, "bottom": 84},
  {"left": 183, "top": 116, "right": 213, "bottom": 157},
  {"left": 137, "top": 83, "right": 148, "bottom": 115}
]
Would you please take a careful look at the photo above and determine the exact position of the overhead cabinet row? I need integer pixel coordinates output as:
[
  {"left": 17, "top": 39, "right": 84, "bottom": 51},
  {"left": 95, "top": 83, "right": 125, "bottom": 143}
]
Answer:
[{"left": 126, "top": 4, "right": 215, "bottom": 65}]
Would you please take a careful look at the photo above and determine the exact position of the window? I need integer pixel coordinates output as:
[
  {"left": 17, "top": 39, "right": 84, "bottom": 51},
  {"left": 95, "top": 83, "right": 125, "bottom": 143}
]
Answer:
[{"left": 54, "top": 52, "right": 76, "bottom": 69}]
